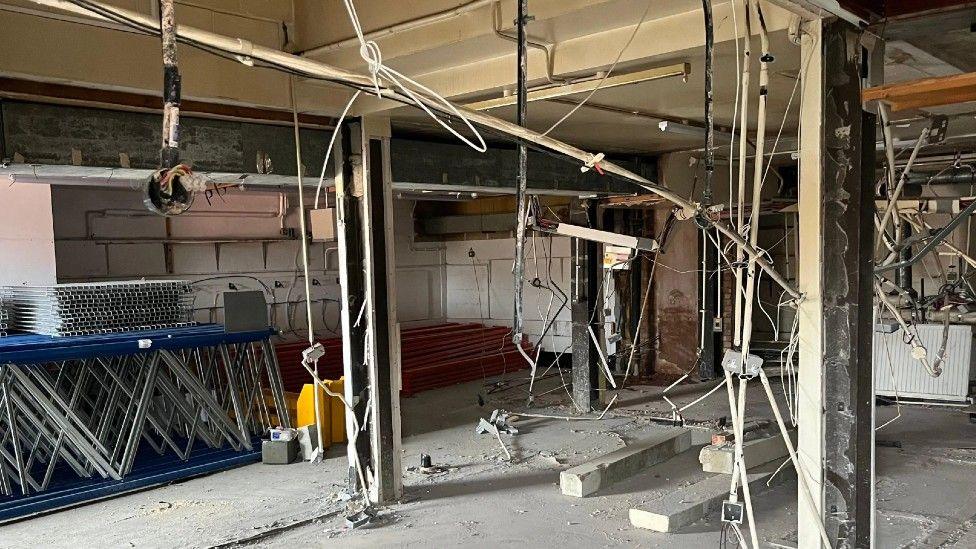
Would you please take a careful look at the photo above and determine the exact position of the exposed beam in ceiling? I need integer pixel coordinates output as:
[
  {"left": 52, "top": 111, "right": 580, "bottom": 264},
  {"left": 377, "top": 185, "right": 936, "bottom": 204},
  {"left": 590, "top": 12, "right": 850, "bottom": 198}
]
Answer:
[{"left": 863, "top": 71, "right": 976, "bottom": 111}]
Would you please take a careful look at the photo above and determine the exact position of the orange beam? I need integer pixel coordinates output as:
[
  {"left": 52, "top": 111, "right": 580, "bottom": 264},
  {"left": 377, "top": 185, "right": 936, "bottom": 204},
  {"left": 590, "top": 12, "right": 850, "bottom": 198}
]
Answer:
[{"left": 862, "top": 71, "right": 976, "bottom": 112}]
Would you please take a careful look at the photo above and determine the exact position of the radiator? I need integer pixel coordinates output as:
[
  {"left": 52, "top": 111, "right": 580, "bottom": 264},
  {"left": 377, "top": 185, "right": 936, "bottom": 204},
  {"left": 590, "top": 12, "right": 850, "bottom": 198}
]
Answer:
[{"left": 874, "top": 323, "right": 974, "bottom": 402}]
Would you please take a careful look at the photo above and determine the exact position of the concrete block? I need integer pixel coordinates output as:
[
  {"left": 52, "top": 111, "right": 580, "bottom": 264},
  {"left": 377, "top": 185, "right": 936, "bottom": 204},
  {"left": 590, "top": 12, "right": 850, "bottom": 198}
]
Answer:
[
  {"left": 217, "top": 242, "right": 264, "bottom": 273},
  {"left": 265, "top": 241, "right": 301, "bottom": 271},
  {"left": 699, "top": 431, "right": 796, "bottom": 474},
  {"left": 55, "top": 241, "right": 107, "bottom": 278},
  {"left": 560, "top": 428, "right": 691, "bottom": 498},
  {"left": 171, "top": 244, "right": 217, "bottom": 274},
  {"left": 396, "top": 269, "right": 431, "bottom": 321},
  {"left": 107, "top": 243, "right": 166, "bottom": 276},
  {"left": 629, "top": 466, "right": 791, "bottom": 533}
]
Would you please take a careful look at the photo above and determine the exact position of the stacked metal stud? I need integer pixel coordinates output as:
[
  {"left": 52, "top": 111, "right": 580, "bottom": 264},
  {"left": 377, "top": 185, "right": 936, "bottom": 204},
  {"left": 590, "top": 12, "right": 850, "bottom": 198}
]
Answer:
[
  {"left": 2, "top": 280, "right": 196, "bottom": 337},
  {"left": 0, "top": 287, "right": 9, "bottom": 337}
]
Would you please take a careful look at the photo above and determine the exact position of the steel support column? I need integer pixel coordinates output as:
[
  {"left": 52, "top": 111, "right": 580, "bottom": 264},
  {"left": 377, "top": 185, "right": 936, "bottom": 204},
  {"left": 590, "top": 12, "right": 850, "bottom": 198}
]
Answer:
[
  {"left": 359, "top": 118, "right": 403, "bottom": 503},
  {"left": 797, "top": 16, "right": 873, "bottom": 549},
  {"left": 571, "top": 200, "right": 600, "bottom": 412}
]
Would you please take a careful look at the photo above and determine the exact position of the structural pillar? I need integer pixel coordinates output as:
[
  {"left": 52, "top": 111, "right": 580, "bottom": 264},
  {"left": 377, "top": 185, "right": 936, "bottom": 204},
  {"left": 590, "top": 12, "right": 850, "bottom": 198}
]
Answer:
[
  {"left": 338, "top": 118, "right": 403, "bottom": 504},
  {"left": 571, "top": 200, "right": 600, "bottom": 412},
  {"left": 358, "top": 117, "right": 403, "bottom": 503},
  {"left": 797, "top": 17, "right": 874, "bottom": 549}
]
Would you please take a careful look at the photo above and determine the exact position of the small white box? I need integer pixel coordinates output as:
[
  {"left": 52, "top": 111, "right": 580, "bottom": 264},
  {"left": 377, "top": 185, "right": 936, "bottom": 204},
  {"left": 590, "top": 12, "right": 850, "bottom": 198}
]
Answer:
[{"left": 310, "top": 208, "right": 336, "bottom": 241}]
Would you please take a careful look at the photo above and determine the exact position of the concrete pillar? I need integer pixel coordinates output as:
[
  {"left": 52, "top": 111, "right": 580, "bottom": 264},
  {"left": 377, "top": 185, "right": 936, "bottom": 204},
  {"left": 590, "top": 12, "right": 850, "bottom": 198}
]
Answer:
[
  {"left": 797, "top": 17, "right": 874, "bottom": 548},
  {"left": 571, "top": 200, "right": 599, "bottom": 412}
]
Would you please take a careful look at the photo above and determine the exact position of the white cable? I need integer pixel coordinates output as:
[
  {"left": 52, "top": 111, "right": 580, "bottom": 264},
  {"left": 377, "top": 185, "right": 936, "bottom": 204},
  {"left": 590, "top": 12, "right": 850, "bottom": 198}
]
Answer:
[
  {"left": 758, "top": 368, "right": 832, "bottom": 548},
  {"left": 314, "top": 90, "right": 361, "bottom": 209},
  {"left": 541, "top": 0, "right": 653, "bottom": 136},
  {"left": 341, "top": 0, "right": 486, "bottom": 153}
]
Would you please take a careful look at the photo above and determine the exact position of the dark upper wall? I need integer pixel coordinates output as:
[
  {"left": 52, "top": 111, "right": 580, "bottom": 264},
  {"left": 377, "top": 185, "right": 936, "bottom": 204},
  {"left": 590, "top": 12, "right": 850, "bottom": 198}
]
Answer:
[{"left": 1, "top": 100, "right": 655, "bottom": 195}]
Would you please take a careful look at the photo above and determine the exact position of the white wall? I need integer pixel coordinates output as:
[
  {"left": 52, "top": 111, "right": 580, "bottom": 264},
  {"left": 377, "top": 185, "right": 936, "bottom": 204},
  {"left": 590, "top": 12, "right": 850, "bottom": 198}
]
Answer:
[
  {"left": 443, "top": 236, "right": 572, "bottom": 353},
  {"left": 0, "top": 183, "right": 56, "bottom": 285},
  {"left": 51, "top": 186, "right": 445, "bottom": 334}
]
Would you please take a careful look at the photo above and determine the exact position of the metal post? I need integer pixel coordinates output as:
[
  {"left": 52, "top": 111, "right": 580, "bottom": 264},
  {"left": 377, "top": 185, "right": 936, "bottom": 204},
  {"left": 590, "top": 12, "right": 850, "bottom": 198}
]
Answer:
[
  {"left": 512, "top": 0, "right": 530, "bottom": 343},
  {"left": 336, "top": 120, "right": 371, "bottom": 497},
  {"left": 158, "top": 0, "right": 181, "bottom": 169},
  {"left": 358, "top": 118, "right": 403, "bottom": 503},
  {"left": 571, "top": 201, "right": 599, "bottom": 412}
]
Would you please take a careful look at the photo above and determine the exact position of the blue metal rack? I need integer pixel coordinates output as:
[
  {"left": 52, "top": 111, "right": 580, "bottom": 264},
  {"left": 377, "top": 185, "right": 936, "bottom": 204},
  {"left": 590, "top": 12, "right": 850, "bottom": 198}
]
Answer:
[{"left": 0, "top": 324, "right": 290, "bottom": 523}]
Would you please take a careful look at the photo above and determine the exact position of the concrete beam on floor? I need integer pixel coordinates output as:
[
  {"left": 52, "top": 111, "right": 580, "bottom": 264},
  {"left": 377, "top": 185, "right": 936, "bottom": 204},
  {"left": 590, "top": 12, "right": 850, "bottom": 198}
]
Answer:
[
  {"left": 699, "top": 430, "right": 797, "bottom": 474},
  {"left": 560, "top": 427, "right": 691, "bottom": 498},
  {"left": 629, "top": 466, "right": 793, "bottom": 533}
]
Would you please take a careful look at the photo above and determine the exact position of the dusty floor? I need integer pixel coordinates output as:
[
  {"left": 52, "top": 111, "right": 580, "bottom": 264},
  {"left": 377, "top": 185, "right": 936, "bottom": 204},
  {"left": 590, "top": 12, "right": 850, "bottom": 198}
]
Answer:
[{"left": 2, "top": 372, "right": 975, "bottom": 548}]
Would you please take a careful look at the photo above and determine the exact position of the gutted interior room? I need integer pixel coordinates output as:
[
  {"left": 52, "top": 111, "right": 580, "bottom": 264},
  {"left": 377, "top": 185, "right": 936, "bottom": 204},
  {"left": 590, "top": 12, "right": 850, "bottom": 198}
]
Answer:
[{"left": 2, "top": 0, "right": 976, "bottom": 547}]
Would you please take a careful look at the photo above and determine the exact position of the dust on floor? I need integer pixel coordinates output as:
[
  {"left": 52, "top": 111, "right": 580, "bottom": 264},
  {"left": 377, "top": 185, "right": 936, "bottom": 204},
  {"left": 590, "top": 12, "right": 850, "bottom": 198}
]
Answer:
[{"left": 1, "top": 373, "right": 973, "bottom": 548}]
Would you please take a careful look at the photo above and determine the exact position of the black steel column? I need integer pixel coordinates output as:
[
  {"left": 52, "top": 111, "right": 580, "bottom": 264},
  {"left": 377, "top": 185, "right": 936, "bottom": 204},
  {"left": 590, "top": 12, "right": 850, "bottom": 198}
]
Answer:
[
  {"left": 364, "top": 136, "right": 399, "bottom": 501},
  {"left": 571, "top": 201, "right": 599, "bottom": 412},
  {"left": 511, "top": 0, "right": 530, "bottom": 343},
  {"left": 821, "top": 19, "right": 873, "bottom": 548}
]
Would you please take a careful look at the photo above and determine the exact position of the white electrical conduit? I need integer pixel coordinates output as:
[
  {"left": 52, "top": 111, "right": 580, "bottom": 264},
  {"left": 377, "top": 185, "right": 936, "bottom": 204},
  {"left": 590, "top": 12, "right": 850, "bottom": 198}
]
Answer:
[
  {"left": 28, "top": 0, "right": 801, "bottom": 302},
  {"left": 723, "top": 370, "right": 759, "bottom": 549},
  {"left": 299, "top": 0, "right": 497, "bottom": 57},
  {"left": 732, "top": 0, "right": 753, "bottom": 348},
  {"left": 758, "top": 367, "right": 833, "bottom": 548},
  {"left": 875, "top": 280, "right": 937, "bottom": 376},
  {"left": 314, "top": 90, "right": 361, "bottom": 209},
  {"left": 587, "top": 325, "right": 618, "bottom": 389},
  {"left": 737, "top": 0, "right": 770, "bottom": 368},
  {"left": 875, "top": 127, "right": 930, "bottom": 259}
]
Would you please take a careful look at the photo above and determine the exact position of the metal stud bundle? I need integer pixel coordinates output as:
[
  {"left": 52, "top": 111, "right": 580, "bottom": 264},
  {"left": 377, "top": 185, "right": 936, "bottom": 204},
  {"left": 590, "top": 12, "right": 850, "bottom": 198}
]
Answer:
[
  {"left": 2, "top": 280, "right": 196, "bottom": 337},
  {"left": 0, "top": 288, "right": 9, "bottom": 337}
]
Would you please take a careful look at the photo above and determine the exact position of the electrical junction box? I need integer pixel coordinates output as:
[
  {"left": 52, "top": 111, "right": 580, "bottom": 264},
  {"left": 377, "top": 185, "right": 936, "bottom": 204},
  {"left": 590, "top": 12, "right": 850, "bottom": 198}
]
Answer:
[
  {"left": 310, "top": 208, "right": 337, "bottom": 241},
  {"left": 721, "top": 349, "right": 763, "bottom": 378}
]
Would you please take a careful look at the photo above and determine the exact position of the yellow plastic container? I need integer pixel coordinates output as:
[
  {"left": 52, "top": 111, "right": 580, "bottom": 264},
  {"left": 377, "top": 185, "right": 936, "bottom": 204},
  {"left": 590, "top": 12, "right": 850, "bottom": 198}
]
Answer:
[{"left": 296, "top": 378, "right": 346, "bottom": 446}]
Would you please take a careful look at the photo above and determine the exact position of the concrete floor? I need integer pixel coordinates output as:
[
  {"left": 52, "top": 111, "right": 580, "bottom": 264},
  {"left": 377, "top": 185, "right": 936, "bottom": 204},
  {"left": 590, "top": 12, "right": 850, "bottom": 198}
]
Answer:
[{"left": 2, "top": 372, "right": 975, "bottom": 548}]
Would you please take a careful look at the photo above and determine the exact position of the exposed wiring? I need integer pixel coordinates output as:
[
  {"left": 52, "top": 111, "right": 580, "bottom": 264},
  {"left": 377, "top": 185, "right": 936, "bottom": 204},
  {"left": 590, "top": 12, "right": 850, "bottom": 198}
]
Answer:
[
  {"left": 341, "top": 0, "right": 487, "bottom": 153},
  {"left": 541, "top": 0, "right": 654, "bottom": 136}
]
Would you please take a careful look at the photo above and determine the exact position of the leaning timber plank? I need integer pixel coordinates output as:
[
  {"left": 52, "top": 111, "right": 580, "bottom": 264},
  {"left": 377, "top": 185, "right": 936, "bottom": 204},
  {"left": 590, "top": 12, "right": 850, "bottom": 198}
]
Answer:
[
  {"left": 560, "top": 428, "right": 691, "bottom": 498},
  {"left": 629, "top": 466, "right": 793, "bottom": 533},
  {"left": 699, "top": 430, "right": 796, "bottom": 474}
]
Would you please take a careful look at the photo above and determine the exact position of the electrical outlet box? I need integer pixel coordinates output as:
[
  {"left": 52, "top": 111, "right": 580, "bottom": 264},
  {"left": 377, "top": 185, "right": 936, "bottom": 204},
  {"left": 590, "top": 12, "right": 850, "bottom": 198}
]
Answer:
[{"left": 721, "top": 500, "right": 744, "bottom": 524}]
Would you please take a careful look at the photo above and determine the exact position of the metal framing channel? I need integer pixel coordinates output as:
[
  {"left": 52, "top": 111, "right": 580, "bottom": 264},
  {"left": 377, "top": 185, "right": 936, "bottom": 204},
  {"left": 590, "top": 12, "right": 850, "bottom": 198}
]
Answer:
[
  {"left": 359, "top": 119, "right": 403, "bottom": 503},
  {"left": 335, "top": 120, "right": 371, "bottom": 496}
]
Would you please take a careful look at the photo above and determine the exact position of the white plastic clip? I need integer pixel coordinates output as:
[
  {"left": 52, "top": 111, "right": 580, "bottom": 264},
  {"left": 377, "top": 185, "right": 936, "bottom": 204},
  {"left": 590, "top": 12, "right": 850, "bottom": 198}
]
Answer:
[
  {"left": 235, "top": 38, "right": 255, "bottom": 66},
  {"left": 580, "top": 153, "right": 605, "bottom": 174},
  {"left": 302, "top": 342, "right": 326, "bottom": 364}
]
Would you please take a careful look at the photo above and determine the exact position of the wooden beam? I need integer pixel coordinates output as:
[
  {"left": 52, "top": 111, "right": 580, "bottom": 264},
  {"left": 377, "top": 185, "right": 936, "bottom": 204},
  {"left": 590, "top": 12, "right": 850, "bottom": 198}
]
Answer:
[
  {"left": 862, "top": 71, "right": 976, "bottom": 112},
  {"left": 599, "top": 194, "right": 665, "bottom": 209}
]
